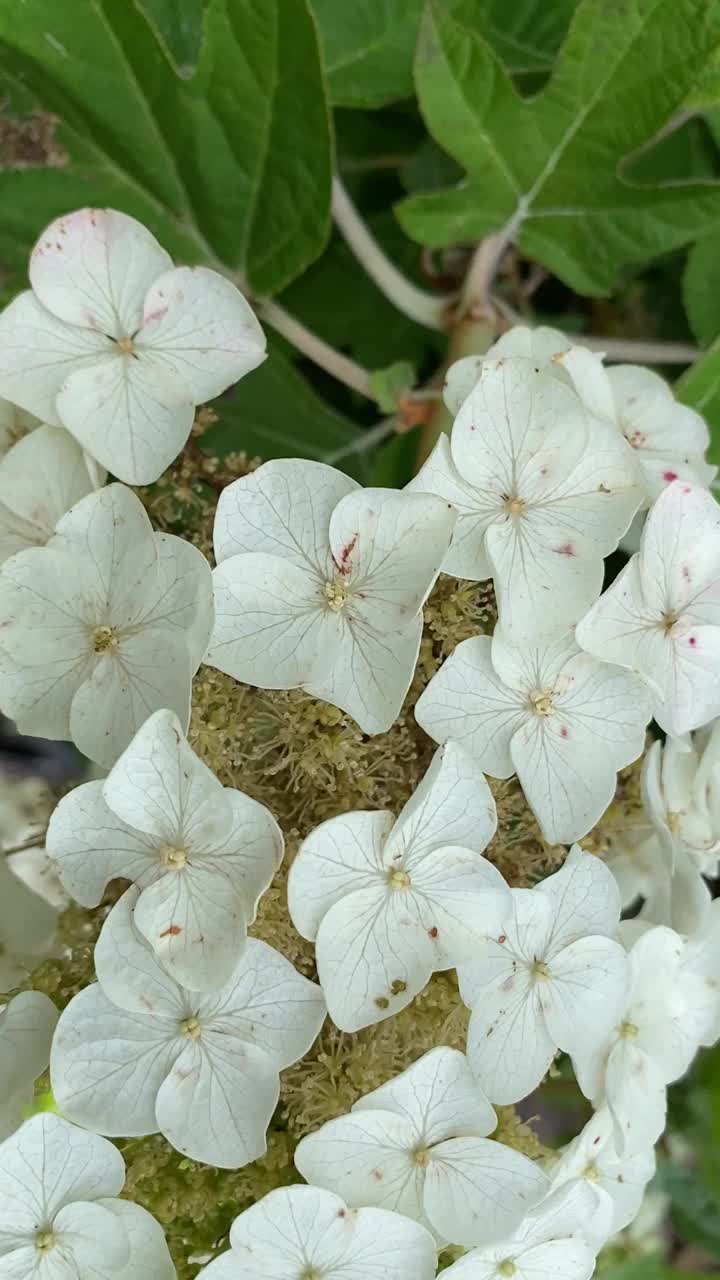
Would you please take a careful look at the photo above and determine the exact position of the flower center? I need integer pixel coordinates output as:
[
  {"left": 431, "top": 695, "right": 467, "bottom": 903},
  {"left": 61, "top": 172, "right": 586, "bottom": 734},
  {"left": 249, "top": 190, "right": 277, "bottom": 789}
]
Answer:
[
  {"left": 92, "top": 625, "right": 119, "bottom": 654},
  {"left": 412, "top": 1147, "right": 432, "bottom": 1168},
  {"left": 583, "top": 1162, "right": 600, "bottom": 1182},
  {"left": 324, "top": 580, "right": 351, "bottom": 612},
  {"left": 115, "top": 335, "right": 136, "bottom": 355},
  {"left": 530, "top": 960, "right": 551, "bottom": 982},
  {"left": 662, "top": 611, "right": 679, "bottom": 633},
  {"left": 180, "top": 1016, "right": 202, "bottom": 1040},
  {"left": 498, "top": 1260, "right": 517, "bottom": 1278},
  {"left": 300, "top": 1270, "right": 321, "bottom": 1280},
  {"left": 503, "top": 494, "right": 526, "bottom": 518},
  {"left": 667, "top": 811, "right": 681, "bottom": 833},
  {"left": 529, "top": 689, "right": 554, "bottom": 716},
  {"left": 619, "top": 1020, "right": 639, "bottom": 1039},
  {"left": 35, "top": 1231, "right": 56, "bottom": 1253},
  {"left": 388, "top": 868, "right": 411, "bottom": 890},
  {"left": 160, "top": 845, "right": 188, "bottom": 870}
]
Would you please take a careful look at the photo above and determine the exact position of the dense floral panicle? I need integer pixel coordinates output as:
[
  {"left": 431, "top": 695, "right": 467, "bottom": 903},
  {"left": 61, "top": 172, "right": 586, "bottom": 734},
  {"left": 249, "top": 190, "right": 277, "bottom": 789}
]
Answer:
[
  {"left": 0, "top": 483, "right": 213, "bottom": 768},
  {"left": 458, "top": 848, "right": 628, "bottom": 1103},
  {"left": 294, "top": 1046, "right": 549, "bottom": 1247},
  {"left": 195, "top": 1185, "right": 437, "bottom": 1280},
  {"left": 51, "top": 890, "right": 326, "bottom": 1169},
  {"left": 289, "top": 742, "right": 508, "bottom": 1032},
  {"left": 577, "top": 480, "right": 720, "bottom": 737},
  {"left": 416, "top": 627, "right": 651, "bottom": 844},
  {"left": 0, "top": 208, "right": 266, "bottom": 483},
  {"left": 47, "top": 708, "right": 282, "bottom": 991},
  {"left": 206, "top": 459, "right": 457, "bottom": 733},
  {"left": 0, "top": 1113, "right": 175, "bottom": 1279},
  {"left": 411, "top": 354, "right": 641, "bottom": 641},
  {"left": 0, "top": 991, "right": 57, "bottom": 1139}
]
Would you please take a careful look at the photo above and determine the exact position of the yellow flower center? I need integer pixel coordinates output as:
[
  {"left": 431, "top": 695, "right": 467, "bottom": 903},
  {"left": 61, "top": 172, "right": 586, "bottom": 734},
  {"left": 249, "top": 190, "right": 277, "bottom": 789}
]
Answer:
[
  {"left": 531, "top": 960, "right": 551, "bottom": 982},
  {"left": 619, "top": 1020, "right": 639, "bottom": 1039},
  {"left": 35, "top": 1231, "right": 55, "bottom": 1253},
  {"left": 92, "top": 625, "right": 119, "bottom": 654},
  {"left": 529, "top": 690, "right": 554, "bottom": 716},
  {"left": 388, "top": 868, "right": 411, "bottom": 890},
  {"left": 504, "top": 496, "right": 526, "bottom": 518},
  {"left": 160, "top": 845, "right": 188, "bottom": 870},
  {"left": 116, "top": 335, "right": 136, "bottom": 355},
  {"left": 324, "top": 580, "right": 352, "bottom": 612},
  {"left": 498, "top": 1260, "right": 517, "bottom": 1277},
  {"left": 413, "top": 1147, "right": 432, "bottom": 1168},
  {"left": 583, "top": 1162, "right": 600, "bottom": 1182},
  {"left": 662, "top": 612, "right": 678, "bottom": 633},
  {"left": 181, "top": 1016, "right": 201, "bottom": 1040}
]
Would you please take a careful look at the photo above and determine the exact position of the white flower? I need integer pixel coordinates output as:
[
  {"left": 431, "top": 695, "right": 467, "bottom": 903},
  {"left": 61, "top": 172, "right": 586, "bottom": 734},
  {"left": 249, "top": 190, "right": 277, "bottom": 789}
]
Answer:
[
  {"left": 415, "top": 628, "right": 651, "bottom": 845},
  {"left": 576, "top": 479, "right": 720, "bottom": 737},
  {"left": 0, "top": 400, "right": 39, "bottom": 455},
  {"left": 206, "top": 458, "right": 457, "bottom": 734},
  {"left": 410, "top": 355, "right": 640, "bottom": 640},
  {"left": 604, "top": 826, "right": 709, "bottom": 937},
  {"left": 646, "top": 730, "right": 720, "bottom": 875},
  {"left": 440, "top": 1180, "right": 599, "bottom": 1280},
  {"left": 46, "top": 709, "right": 282, "bottom": 991},
  {"left": 457, "top": 848, "right": 628, "bottom": 1104},
  {"left": 445, "top": 328, "right": 715, "bottom": 505},
  {"left": 0, "top": 208, "right": 266, "bottom": 484},
  {"left": 287, "top": 742, "right": 508, "bottom": 1032},
  {"left": 0, "top": 425, "right": 101, "bottom": 565},
  {"left": 0, "top": 853, "right": 58, "bottom": 990},
  {"left": 50, "top": 890, "right": 325, "bottom": 1169},
  {"left": 0, "top": 992, "right": 57, "bottom": 1140},
  {"left": 674, "top": 898, "right": 720, "bottom": 1050},
  {"left": 548, "top": 1106, "right": 655, "bottom": 1250},
  {"left": 294, "top": 1046, "right": 549, "bottom": 1248},
  {"left": 195, "top": 1185, "right": 437, "bottom": 1280},
  {"left": 571, "top": 924, "right": 706, "bottom": 1152},
  {"left": 0, "top": 1112, "right": 175, "bottom": 1280},
  {"left": 0, "top": 483, "right": 213, "bottom": 768}
]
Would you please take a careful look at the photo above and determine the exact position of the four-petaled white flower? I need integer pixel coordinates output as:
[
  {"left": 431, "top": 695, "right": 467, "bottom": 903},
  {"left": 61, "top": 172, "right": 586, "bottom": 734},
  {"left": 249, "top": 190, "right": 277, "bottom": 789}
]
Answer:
[
  {"left": 50, "top": 890, "right": 325, "bottom": 1169},
  {"left": 0, "top": 992, "right": 57, "bottom": 1140},
  {"left": 195, "top": 1185, "right": 437, "bottom": 1280},
  {"left": 0, "top": 208, "right": 266, "bottom": 484},
  {"left": 415, "top": 628, "right": 651, "bottom": 845},
  {"left": 576, "top": 480, "right": 720, "bottom": 737},
  {"left": 0, "top": 852, "right": 58, "bottom": 990},
  {"left": 444, "top": 327, "right": 715, "bottom": 505},
  {"left": 441, "top": 1179, "right": 599, "bottom": 1280},
  {"left": 458, "top": 848, "right": 628, "bottom": 1104},
  {"left": 548, "top": 1106, "right": 655, "bottom": 1251},
  {"left": 409, "top": 356, "right": 640, "bottom": 640},
  {"left": 287, "top": 742, "right": 508, "bottom": 1032},
  {"left": 571, "top": 924, "right": 707, "bottom": 1152},
  {"left": 206, "top": 458, "right": 457, "bottom": 734},
  {"left": 0, "top": 483, "right": 213, "bottom": 768},
  {"left": 46, "top": 709, "right": 282, "bottom": 991},
  {"left": 0, "top": 425, "right": 101, "bottom": 565},
  {"left": 0, "top": 1113, "right": 175, "bottom": 1279},
  {"left": 294, "top": 1046, "right": 549, "bottom": 1248}
]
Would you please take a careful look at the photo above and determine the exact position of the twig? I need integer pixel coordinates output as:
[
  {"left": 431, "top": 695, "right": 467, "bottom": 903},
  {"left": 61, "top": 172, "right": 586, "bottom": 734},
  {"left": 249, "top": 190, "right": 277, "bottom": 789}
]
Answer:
[
  {"left": 331, "top": 177, "right": 454, "bottom": 331},
  {"left": 581, "top": 337, "right": 700, "bottom": 365},
  {"left": 323, "top": 417, "right": 398, "bottom": 464},
  {"left": 2, "top": 829, "right": 47, "bottom": 856},
  {"left": 256, "top": 298, "right": 374, "bottom": 398}
]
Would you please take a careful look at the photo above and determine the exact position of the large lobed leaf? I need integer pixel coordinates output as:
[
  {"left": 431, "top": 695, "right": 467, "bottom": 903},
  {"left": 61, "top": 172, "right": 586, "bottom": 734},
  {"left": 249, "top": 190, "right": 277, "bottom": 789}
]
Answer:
[
  {"left": 0, "top": 0, "right": 332, "bottom": 296},
  {"left": 396, "top": 0, "right": 720, "bottom": 294}
]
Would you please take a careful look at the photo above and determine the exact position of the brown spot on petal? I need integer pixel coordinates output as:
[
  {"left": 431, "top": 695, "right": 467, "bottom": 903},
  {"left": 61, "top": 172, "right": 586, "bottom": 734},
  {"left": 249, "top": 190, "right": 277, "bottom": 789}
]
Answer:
[{"left": 160, "top": 924, "right": 182, "bottom": 938}]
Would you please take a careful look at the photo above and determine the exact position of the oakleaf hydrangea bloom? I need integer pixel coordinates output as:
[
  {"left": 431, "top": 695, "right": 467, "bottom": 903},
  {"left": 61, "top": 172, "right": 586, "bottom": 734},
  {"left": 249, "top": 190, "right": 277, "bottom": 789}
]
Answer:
[
  {"left": 0, "top": 208, "right": 266, "bottom": 484},
  {"left": 47, "top": 709, "right": 282, "bottom": 991},
  {"left": 288, "top": 742, "right": 508, "bottom": 1031},
  {"left": 410, "top": 356, "right": 640, "bottom": 639},
  {"left": 0, "top": 1113, "right": 175, "bottom": 1279},
  {"left": 441, "top": 1179, "right": 599, "bottom": 1280},
  {"left": 0, "top": 483, "right": 213, "bottom": 768},
  {"left": 51, "top": 891, "right": 325, "bottom": 1169},
  {"left": 571, "top": 924, "right": 709, "bottom": 1151},
  {"left": 0, "top": 852, "right": 58, "bottom": 989},
  {"left": 548, "top": 1106, "right": 655, "bottom": 1250},
  {"left": 294, "top": 1046, "right": 549, "bottom": 1247},
  {"left": 0, "top": 425, "right": 100, "bottom": 565},
  {"left": 577, "top": 480, "right": 720, "bottom": 736},
  {"left": 416, "top": 628, "right": 651, "bottom": 844},
  {"left": 445, "top": 326, "right": 715, "bottom": 504},
  {"left": 195, "top": 1185, "right": 437, "bottom": 1280},
  {"left": 0, "top": 992, "right": 57, "bottom": 1140},
  {"left": 207, "top": 459, "right": 457, "bottom": 733},
  {"left": 458, "top": 848, "right": 628, "bottom": 1104}
]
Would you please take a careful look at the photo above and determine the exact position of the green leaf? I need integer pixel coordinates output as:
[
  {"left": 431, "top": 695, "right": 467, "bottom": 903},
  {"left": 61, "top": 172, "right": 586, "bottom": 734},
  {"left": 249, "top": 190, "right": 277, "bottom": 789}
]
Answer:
[
  {"left": 369, "top": 360, "right": 416, "bottom": 411},
  {"left": 676, "top": 341, "right": 720, "bottom": 458},
  {"left": 397, "top": 0, "right": 720, "bottom": 295},
  {"left": 313, "top": 0, "right": 574, "bottom": 109},
  {"left": 0, "top": 0, "right": 332, "bottom": 295},
  {"left": 685, "top": 234, "right": 720, "bottom": 345},
  {"left": 200, "top": 341, "right": 370, "bottom": 480},
  {"left": 657, "top": 1161, "right": 720, "bottom": 1258},
  {"left": 599, "top": 1261, "right": 709, "bottom": 1280},
  {"left": 138, "top": 0, "right": 204, "bottom": 71}
]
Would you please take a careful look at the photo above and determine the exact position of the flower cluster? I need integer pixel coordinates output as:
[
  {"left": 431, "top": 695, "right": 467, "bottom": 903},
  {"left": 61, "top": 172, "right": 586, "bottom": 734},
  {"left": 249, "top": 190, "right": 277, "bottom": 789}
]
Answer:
[{"left": 0, "top": 214, "right": 719, "bottom": 1280}]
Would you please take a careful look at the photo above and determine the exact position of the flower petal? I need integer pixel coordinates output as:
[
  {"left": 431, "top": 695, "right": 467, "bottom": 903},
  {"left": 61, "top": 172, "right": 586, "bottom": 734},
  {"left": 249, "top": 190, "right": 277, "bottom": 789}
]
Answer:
[
  {"left": 288, "top": 810, "right": 391, "bottom": 941},
  {"left": 134, "top": 863, "right": 248, "bottom": 992},
  {"left": 30, "top": 208, "right": 173, "bottom": 335},
  {"left": 52, "top": 1200, "right": 130, "bottom": 1275},
  {"left": 98, "top": 1199, "right": 175, "bottom": 1280},
  {"left": 464, "top": 954, "right": 556, "bottom": 1104},
  {"left": 143, "top": 532, "right": 213, "bottom": 672},
  {"left": 56, "top": 351, "right": 195, "bottom": 484},
  {"left": 0, "top": 426, "right": 98, "bottom": 564},
  {"left": 294, "top": 1110, "right": 424, "bottom": 1223},
  {"left": 138, "top": 266, "right": 266, "bottom": 401},
  {"left": 203, "top": 788, "right": 283, "bottom": 922},
  {"left": 424, "top": 1136, "right": 549, "bottom": 1247},
  {"left": 409, "top": 435, "right": 492, "bottom": 579},
  {"left": 354, "top": 1046, "right": 496, "bottom": 1142},
  {"left": 537, "top": 936, "right": 628, "bottom": 1056},
  {"left": 408, "top": 845, "right": 511, "bottom": 968},
  {"left": 94, "top": 886, "right": 186, "bottom": 1017},
  {"left": 0, "top": 291, "right": 107, "bottom": 425},
  {"left": 386, "top": 741, "right": 498, "bottom": 865},
  {"left": 304, "top": 612, "right": 423, "bottom": 735},
  {"left": 0, "top": 993, "right": 57, "bottom": 1139},
  {"left": 46, "top": 780, "right": 158, "bottom": 907},
  {"left": 537, "top": 848, "right": 623, "bottom": 952}
]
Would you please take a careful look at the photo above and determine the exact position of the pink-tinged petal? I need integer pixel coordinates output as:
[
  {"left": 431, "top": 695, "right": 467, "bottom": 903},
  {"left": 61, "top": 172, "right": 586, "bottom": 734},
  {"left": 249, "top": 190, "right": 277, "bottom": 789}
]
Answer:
[
  {"left": 138, "top": 266, "right": 266, "bottom": 401},
  {"left": 29, "top": 208, "right": 172, "bottom": 335},
  {"left": 0, "top": 291, "right": 107, "bottom": 424},
  {"left": 56, "top": 352, "right": 195, "bottom": 485},
  {"left": 639, "top": 479, "right": 720, "bottom": 618}
]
